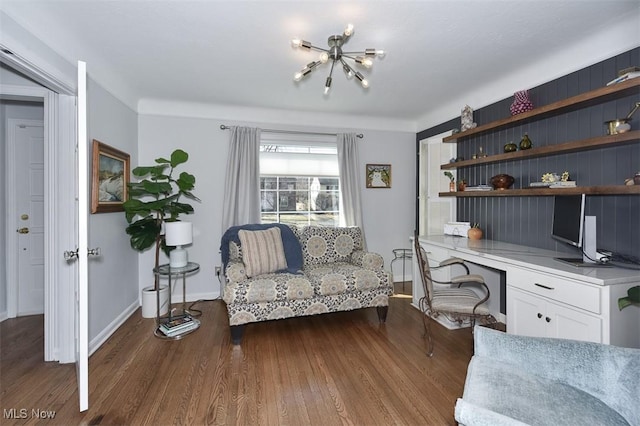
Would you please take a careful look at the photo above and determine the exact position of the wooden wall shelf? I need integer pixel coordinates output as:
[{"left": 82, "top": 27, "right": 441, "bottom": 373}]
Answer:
[
  {"left": 443, "top": 78, "right": 640, "bottom": 143},
  {"left": 439, "top": 185, "right": 640, "bottom": 197},
  {"left": 441, "top": 131, "right": 640, "bottom": 170}
]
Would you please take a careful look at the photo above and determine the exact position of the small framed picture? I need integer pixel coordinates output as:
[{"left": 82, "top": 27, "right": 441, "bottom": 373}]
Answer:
[
  {"left": 366, "top": 164, "right": 391, "bottom": 188},
  {"left": 91, "top": 139, "right": 130, "bottom": 213}
]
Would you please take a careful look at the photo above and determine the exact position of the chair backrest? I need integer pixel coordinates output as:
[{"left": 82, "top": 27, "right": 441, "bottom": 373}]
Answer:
[{"left": 413, "top": 232, "right": 433, "bottom": 305}]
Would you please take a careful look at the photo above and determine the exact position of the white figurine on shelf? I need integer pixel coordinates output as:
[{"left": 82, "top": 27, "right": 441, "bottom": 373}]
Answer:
[{"left": 461, "top": 105, "right": 477, "bottom": 131}]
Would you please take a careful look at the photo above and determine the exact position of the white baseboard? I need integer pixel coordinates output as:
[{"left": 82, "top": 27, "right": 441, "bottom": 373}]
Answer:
[{"left": 89, "top": 300, "right": 138, "bottom": 357}]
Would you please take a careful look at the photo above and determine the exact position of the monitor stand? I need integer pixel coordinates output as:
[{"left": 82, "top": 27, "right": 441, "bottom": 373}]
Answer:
[
  {"left": 554, "top": 257, "right": 612, "bottom": 267},
  {"left": 554, "top": 216, "right": 611, "bottom": 267}
]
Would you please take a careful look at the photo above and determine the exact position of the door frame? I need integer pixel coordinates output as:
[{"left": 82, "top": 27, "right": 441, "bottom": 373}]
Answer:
[
  {"left": 1, "top": 81, "right": 76, "bottom": 362},
  {"left": 418, "top": 130, "right": 455, "bottom": 236},
  {"left": 6, "top": 117, "right": 45, "bottom": 317}
]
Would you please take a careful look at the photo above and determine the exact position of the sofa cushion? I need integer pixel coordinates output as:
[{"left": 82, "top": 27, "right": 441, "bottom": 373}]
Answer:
[
  {"left": 300, "top": 227, "right": 363, "bottom": 266},
  {"left": 305, "top": 263, "right": 390, "bottom": 296},
  {"left": 238, "top": 227, "right": 287, "bottom": 278},
  {"left": 459, "top": 355, "right": 630, "bottom": 426},
  {"left": 224, "top": 273, "right": 315, "bottom": 304}
]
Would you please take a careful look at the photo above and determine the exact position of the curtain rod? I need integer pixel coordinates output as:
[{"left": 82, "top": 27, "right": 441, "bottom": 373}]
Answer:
[{"left": 219, "top": 124, "right": 363, "bottom": 138}]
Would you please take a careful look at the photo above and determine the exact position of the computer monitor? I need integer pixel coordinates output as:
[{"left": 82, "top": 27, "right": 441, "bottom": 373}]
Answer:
[
  {"left": 551, "top": 194, "right": 585, "bottom": 248},
  {"left": 552, "top": 194, "right": 610, "bottom": 267}
]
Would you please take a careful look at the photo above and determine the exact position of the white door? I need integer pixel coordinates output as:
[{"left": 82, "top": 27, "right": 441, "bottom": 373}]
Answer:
[
  {"left": 76, "top": 61, "right": 89, "bottom": 412},
  {"left": 418, "top": 130, "right": 455, "bottom": 236},
  {"left": 9, "top": 119, "right": 45, "bottom": 315}
]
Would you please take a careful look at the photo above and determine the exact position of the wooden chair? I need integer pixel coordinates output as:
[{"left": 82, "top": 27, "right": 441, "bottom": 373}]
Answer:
[{"left": 413, "top": 231, "right": 495, "bottom": 356}]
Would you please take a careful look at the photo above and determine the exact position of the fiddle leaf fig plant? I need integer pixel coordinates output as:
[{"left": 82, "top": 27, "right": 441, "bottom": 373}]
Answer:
[
  {"left": 618, "top": 285, "right": 640, "bottom": 311},
  {"left": 123, "top": 149, "right": 199, "bottom": 291}
]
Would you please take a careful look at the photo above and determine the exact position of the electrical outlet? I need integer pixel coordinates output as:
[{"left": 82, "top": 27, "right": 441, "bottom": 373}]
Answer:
[{"left": 215, "top": 266, "right": 221, "bottom": 276}]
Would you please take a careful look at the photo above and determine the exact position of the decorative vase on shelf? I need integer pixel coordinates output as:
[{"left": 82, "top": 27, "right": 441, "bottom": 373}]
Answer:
[
  {"left": 510, "top": 90, "right": 534, "bottom": 115},
  {"left": 504, "top": 142, "right": 517, "bottom": 153},
  {"left": 519, "top": 133, "right": 533, "bottom": 150}
]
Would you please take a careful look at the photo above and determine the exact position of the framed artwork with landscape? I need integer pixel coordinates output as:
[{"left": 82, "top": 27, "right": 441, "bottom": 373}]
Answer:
[
  {"left": 366, "top": 164, "right": 391, "bottom": 188},
  {"left": 91, "top": 139, "right": 130, "bottom": 213}
]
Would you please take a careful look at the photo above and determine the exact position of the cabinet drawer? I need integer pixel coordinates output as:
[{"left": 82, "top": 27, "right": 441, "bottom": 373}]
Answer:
[
  {"left": 422, "top": 244, "right": 450, "bottom": 263},
  {"left": 507, "top": 268, "right": 601, "bottom": 314}
]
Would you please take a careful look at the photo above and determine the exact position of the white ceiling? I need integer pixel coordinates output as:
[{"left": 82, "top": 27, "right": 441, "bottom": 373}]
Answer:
[{"left": 2, "top": 1, "right": 639, "bottom": 129}]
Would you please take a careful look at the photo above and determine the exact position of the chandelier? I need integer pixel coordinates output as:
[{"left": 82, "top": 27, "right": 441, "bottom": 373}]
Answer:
[{"left": 291, "top": 24, "right": 385, "bottom": 94}]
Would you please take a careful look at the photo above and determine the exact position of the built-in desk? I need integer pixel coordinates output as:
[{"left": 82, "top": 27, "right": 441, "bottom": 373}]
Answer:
[{"left": 413, "top": 235, "right": 640, "bottom": 348}]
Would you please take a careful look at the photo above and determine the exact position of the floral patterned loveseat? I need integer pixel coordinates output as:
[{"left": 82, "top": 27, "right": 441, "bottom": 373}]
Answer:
[{"left": 222, "top": 225, "right": 393, "bottom": 344}]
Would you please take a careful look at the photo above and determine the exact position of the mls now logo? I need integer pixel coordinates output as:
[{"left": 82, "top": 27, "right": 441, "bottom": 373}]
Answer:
[{"left": 3, "top": 408, "right": 56, "bottom": 419}]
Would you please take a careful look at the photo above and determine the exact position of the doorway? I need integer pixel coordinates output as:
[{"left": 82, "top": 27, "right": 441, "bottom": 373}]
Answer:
[
  {"left": 3, "top": 108, "right": 45, "bottom": 317},
  {"left": 1, "top": 63, "right": 77, "bottom": 364}
]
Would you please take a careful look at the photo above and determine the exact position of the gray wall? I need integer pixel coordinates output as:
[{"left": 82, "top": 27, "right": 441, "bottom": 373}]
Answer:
[
  {"left": 87, "top": 76, "right": 139, "bottom": 342},
  {"left": 138, "top": 114, "right": 416, "bottom": 300},
  {"left": 418, "top": 48, "right": 640, "bottom": 260}
]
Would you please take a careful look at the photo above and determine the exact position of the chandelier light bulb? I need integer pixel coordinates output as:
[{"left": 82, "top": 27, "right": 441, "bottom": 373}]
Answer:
[
  {"left": 319, "top": 52, "right": 329, "bottom": 63},
  {"left": 343, "top": 64, "right": 353, "bottom": 78},
  {"left": 361, "top": 79, "right": 369, "bottom": 89},
  {"left": 324, "top": 76, "right": 332, "bottom": 95},
  {"left": 344, "top": 23, "right": 354, "bottom": 37},
  {"left": 294, "top": 71, "right": 304, "bottom": 82},
  {"left": 291, "top": 38, "right": 302, "bottom": 48},
  {"left": 376, "top": 49, "right": 386, "bottom": 58},
  {"left": 356, "top": 56, "right": 373, "bottom": 68}
]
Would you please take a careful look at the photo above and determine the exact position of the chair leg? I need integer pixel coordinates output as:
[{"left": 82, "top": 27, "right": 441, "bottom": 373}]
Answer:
[
  {"left": 376, "top": 306, "right": 389, "bottom": 323},
  {"left": 419, "top": 298, "right": 434, "bottom": 357}
]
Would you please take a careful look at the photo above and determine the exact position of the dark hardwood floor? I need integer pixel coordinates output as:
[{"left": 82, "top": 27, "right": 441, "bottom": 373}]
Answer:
[{"left": 0, "top": 282, "right": 477, "bottom": 425}]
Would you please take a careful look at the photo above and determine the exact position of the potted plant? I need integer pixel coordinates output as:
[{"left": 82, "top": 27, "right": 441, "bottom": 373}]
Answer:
[
  {"left": 444, "top": 171, "right": 455, "bottom": 192},
  {"left": 123, "top": 149, "right": 199, "bottom": 317}
]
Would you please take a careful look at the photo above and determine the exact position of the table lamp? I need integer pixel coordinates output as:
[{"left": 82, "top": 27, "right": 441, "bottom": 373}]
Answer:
[{"left": 165, "top": 221, "right": 192, "bottom": 268}]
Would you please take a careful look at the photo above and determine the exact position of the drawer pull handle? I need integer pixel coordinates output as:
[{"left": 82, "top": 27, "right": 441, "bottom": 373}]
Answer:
[
  {"left": 545, "top": 317, "right": 551, "bottom": 323},
  {"left": 534, "top": 283, "right": 554, "bottom": 290},
  {"left": 537, "top": 313, "right": 543, "bottom": 319}
]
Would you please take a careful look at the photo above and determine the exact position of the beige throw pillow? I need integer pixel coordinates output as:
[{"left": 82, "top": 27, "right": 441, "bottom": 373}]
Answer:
[{"left": 238, "top": 227, "right": 288, "bottom": 278}]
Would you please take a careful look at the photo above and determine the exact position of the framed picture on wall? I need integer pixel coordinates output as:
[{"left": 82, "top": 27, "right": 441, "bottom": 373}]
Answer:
[
  {"left": 91, "top": 139, "right": 130, "bottom": 213},
  {"left": 366, "top": 164, "right": 391, "bottom": 188}
]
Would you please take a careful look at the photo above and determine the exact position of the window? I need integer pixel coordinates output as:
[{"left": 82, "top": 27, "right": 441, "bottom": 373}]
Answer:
[{"left": 259, "top": 134, "right": 340, "bottom": 227}]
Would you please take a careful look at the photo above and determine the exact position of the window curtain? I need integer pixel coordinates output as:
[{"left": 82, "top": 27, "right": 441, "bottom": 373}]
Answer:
[
  {"left": 221, "top": 126, "right": 261, "bottom": 231},
  {"left": 337, "top": 133, "right": 365, "bottom": 242}
]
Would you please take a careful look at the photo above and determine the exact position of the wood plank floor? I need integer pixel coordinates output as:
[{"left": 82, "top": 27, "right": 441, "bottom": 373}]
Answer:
[{"left": 0, "top": 283, "right": 477, "bottom": 425}]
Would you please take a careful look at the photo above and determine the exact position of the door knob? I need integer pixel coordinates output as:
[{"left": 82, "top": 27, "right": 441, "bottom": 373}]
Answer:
[
  {"left": 88, "top": 247, "right": 101, "bottom": 257},
  {"left": 64, "top": 249, "right": 79, "bottom": 261},
  {"left": 16, "top": 227, "right": 29, "bottom": 234}
]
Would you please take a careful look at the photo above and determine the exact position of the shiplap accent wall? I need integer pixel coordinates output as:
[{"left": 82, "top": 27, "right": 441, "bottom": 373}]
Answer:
[{"left": 417, "top": 48, "right": 639, "bottom": 260}]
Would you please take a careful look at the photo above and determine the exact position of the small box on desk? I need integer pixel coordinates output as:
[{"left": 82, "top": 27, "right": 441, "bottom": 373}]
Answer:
[{"left": 444, "top": 222, "right": 471, "bottom": 237}]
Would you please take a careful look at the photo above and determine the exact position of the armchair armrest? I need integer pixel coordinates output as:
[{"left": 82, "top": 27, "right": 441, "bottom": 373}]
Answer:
[
  {"left": 225, "top": 259, "right": 247, "bottom": 284},
  {"left": 351, "top": 250, "right": 385, "bottom": 270},
  {"left": 437, "top": 257, "right": 470, "bottom": 274}
]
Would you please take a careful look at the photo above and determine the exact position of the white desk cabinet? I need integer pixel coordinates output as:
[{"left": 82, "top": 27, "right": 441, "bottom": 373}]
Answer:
[
  {"left": 414, "top": 235, "right": 640, "bottom": 348},
  {"left": 507, "top": 286, "right": 602, "bottom": 342}
]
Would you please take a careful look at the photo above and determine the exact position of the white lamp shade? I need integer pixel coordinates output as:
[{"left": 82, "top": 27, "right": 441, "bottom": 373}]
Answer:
[{"left": 165, "top": 221, "right": 193, "bottom": 247}]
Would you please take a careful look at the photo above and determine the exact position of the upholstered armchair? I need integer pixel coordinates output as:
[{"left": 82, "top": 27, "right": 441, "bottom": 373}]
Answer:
[{"left": 456, "top": 326, "right": 640, "bottom": 426}]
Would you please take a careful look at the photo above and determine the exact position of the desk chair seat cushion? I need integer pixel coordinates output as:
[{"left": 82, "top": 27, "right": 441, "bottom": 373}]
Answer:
[{"left": 431, "top": 288, "right": 491, "bottom": 315}]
